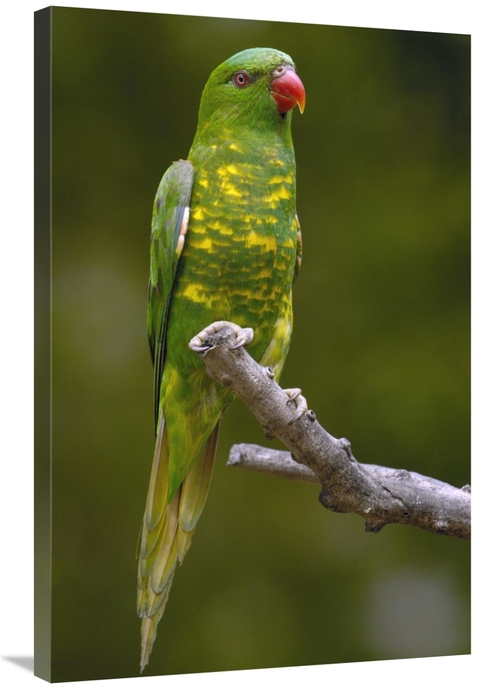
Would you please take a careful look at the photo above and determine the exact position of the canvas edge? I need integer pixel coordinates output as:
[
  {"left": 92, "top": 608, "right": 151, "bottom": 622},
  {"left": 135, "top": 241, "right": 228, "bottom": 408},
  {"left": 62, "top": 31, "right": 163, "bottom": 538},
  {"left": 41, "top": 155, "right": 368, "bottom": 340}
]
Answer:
[{"left": 34, "top": 5, "right": 52, "bottom": 683}]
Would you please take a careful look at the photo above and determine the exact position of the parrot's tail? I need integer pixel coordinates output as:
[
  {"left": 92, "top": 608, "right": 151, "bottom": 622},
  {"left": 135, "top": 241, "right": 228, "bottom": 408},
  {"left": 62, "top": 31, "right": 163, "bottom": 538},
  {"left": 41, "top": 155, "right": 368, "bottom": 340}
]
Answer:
[{"left": 136, "top": 415, "right": 219, "bottom": 672}]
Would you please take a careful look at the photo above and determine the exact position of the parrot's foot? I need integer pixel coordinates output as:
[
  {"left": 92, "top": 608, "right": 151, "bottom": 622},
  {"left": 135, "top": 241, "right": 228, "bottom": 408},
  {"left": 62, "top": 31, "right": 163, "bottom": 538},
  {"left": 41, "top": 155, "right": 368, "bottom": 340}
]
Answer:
[
  {"left": 283, "top": 387, "right": 308, "bottom": 423},
  {"left": 189, "top": 321, "right": 254, "bottom": 353}
]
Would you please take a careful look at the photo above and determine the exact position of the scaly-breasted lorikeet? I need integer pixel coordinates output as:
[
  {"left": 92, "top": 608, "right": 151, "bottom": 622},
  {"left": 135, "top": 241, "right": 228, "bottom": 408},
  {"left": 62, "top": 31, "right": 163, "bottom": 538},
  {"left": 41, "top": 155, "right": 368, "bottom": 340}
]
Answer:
[{"left": 137, "top": 47, "right": 306, "bottom": 671}]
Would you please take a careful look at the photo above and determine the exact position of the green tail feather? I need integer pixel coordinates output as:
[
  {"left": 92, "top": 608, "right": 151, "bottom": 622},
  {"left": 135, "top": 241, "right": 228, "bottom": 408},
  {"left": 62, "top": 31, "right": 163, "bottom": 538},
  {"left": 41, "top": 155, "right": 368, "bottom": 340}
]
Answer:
[{"left": 137, "top": 421, "right": 219, "bottom": 671}]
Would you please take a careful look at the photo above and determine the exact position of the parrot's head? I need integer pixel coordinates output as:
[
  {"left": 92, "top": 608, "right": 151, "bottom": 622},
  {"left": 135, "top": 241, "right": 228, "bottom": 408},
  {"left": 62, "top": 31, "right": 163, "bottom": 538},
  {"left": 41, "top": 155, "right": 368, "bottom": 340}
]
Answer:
[{"left": 195, "top": 47, "right": 306, "bottom": 138}]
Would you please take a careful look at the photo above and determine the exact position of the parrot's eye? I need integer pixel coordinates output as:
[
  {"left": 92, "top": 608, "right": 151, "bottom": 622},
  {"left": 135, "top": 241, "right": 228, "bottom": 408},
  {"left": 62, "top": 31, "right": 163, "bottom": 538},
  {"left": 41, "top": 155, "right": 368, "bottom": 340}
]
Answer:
[{"left": 232, "top": 71, "right": 250, "bottom": 88}]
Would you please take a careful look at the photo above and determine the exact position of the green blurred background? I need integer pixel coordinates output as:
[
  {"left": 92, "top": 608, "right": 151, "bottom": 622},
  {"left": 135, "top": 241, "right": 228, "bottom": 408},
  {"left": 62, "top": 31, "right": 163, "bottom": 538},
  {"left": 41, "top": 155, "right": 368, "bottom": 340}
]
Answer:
[{"left": 48, "top": 6, "right": 470, "bottom": 682}]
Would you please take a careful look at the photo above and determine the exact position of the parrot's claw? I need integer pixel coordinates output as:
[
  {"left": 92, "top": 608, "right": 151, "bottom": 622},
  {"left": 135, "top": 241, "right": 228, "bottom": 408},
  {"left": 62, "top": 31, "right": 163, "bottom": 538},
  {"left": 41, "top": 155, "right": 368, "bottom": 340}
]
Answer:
[
  {"left": 189, "top": 321, "right": 254, "bottom": 353},
  {"left": 189, "top": 341, "right": 212, "bottom": 353},
  {"left": 283, "top": 387, "right": 308, "bottom": 423},
  {"left": 228, "top": 326, "right": 254, "bottom": 350}
]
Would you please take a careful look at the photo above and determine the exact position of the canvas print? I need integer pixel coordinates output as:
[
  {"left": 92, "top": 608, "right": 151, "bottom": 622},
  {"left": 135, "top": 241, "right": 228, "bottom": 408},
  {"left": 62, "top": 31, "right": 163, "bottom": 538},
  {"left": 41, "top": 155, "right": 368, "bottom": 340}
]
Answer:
[{"left": 34, "top": 6, "right": 471, "bottom": 683}]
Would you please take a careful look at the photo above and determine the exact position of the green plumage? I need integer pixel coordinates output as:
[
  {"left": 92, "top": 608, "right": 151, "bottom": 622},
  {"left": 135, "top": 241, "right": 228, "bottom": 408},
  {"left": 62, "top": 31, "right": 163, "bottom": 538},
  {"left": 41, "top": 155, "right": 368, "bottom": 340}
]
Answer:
[{"left": 137, "top": 47, "right": 305, "bottom": 671}]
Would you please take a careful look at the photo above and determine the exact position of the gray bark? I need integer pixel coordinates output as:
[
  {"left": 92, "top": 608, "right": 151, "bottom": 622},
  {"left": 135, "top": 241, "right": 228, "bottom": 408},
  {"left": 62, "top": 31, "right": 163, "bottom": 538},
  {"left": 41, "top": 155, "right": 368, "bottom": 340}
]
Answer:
[{"left": 189, "top": 322, "right": 471, "bottom": 540}]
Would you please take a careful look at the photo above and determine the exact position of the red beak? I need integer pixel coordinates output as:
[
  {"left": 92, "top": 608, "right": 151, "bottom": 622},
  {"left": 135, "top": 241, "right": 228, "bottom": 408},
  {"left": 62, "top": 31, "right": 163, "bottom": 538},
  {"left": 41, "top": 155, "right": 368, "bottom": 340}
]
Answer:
[{"left": 270, "top": 68, "right": 306, "bottom": 114}]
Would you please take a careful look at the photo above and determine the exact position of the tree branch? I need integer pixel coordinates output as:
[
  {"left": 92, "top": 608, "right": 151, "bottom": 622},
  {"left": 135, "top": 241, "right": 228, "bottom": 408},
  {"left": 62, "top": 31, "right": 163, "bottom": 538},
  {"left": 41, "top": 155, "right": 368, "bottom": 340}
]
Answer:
[{"left": 189, "top": 322, "right": 471, "bottom": 540}]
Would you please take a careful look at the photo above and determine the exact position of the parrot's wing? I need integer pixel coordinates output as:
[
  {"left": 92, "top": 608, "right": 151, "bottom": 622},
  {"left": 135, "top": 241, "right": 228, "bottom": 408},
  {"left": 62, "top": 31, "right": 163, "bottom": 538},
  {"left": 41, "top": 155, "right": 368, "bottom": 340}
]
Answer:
[{"left": 148, "top": 159, "right": 194, "bottom": 428}]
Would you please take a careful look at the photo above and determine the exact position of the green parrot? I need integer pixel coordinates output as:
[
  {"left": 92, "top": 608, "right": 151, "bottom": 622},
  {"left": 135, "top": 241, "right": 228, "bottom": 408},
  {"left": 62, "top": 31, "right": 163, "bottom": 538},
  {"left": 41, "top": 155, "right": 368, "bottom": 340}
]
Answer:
[{"left": 137, "top": 47, "right": 306, "bottom": 671}]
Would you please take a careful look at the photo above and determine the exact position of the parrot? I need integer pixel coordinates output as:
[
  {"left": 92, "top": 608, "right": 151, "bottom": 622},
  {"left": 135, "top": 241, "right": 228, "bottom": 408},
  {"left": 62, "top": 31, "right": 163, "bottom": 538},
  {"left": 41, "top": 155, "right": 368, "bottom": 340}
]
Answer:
[{"left": 137, "top": 47, "right": 306, "bottom": 672}]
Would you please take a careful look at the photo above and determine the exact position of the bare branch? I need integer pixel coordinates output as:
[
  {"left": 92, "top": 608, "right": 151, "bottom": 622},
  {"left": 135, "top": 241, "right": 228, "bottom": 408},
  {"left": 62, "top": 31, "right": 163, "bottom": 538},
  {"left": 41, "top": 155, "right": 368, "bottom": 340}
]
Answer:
[
  {"left": 227, "top": 444, "right": 321, "bottom": 484},
  {"left": 189, "top": 322, "right": 471, "bottom": 540}
]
